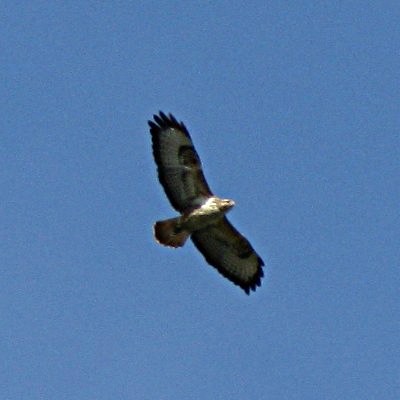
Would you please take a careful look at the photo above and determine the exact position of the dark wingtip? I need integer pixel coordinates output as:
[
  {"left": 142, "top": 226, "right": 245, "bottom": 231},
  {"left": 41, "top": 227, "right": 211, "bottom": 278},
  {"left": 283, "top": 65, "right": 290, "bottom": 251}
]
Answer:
[{"left": 241, "top": 257, "right": 265, "bottom": 294}]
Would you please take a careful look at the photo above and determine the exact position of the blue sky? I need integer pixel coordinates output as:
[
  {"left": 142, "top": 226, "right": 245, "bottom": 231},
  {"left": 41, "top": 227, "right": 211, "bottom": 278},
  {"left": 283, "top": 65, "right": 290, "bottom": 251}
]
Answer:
[{"left": 1, "top": 2, "right": 399, "bottom": 399}]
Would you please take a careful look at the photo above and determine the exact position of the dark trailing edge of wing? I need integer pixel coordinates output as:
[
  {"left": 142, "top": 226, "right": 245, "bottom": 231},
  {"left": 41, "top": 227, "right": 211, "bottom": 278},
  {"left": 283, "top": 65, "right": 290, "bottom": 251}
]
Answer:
[{"left": 191, "top": 234, "right": 265, "bottom": 295}]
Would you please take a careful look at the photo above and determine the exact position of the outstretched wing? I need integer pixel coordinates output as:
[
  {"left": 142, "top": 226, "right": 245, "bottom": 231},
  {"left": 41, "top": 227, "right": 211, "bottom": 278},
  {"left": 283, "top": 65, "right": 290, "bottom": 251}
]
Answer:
[
  {"left": 149, "top": 112, "right": 213, "bottom": 212},
  {"left": 191, "top": 217, "right": 264, "bottom": 294}
]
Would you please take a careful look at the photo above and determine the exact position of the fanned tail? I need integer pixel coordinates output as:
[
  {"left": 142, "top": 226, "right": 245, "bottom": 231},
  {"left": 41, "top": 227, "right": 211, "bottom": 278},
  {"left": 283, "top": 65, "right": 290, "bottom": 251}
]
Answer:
[{"left": 153, "top": 217, "right": 190, "bottom": 248}]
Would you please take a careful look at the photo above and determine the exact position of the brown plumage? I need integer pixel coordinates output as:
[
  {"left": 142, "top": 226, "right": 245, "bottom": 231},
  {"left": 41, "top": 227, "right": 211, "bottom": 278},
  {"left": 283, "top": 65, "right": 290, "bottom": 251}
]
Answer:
[
  {"left": 148, "top": 112, "right": 264, "bottom": 294},
  {"left": 154, "top": 217, "right": 190, "bottom": 248}
]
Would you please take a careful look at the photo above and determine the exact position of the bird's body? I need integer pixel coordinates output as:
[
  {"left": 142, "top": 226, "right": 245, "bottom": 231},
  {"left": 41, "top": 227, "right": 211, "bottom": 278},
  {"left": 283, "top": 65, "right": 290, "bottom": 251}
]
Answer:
[
  {"left": 180, "top": 197, "right": 235, "bottom": 231},
  {"left": 154, "top": 197, "right": 234, "bottom": 248}
]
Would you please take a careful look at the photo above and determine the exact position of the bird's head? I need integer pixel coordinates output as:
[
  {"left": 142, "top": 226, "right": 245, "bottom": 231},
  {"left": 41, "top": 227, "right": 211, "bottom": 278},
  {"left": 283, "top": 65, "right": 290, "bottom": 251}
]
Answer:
[{"left": 219, "top": 198, "right": 235, "bottom": 212}]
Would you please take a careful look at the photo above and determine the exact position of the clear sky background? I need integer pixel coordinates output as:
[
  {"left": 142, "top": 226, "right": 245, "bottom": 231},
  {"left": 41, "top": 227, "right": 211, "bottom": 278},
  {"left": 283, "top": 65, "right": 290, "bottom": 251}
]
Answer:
[{"left": 1, "top": 2, "right": 399, "bottom": 399}]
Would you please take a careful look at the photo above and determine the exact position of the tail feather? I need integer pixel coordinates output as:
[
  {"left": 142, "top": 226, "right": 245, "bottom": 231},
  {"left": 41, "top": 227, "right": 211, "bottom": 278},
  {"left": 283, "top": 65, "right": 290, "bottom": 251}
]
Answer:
[{"left": 153, "top": 217, "right": 190, "bottom": 248}]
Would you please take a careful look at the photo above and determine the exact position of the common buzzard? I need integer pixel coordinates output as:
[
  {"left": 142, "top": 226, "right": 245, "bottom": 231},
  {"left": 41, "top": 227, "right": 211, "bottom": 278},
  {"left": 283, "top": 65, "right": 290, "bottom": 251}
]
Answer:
[{"left": 148, "top": 112, "right": 264, "bottom": 294}]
